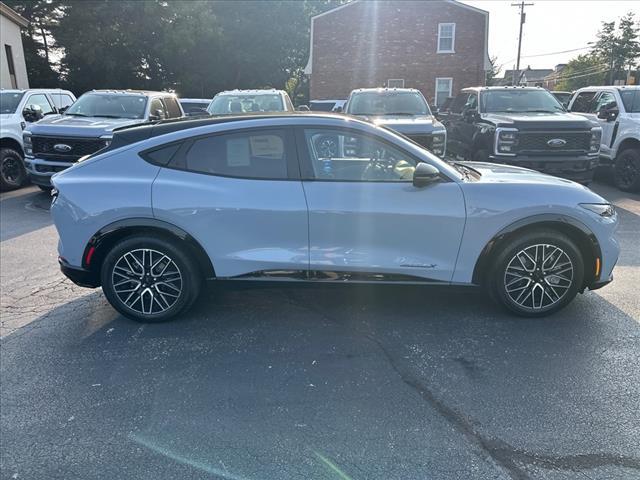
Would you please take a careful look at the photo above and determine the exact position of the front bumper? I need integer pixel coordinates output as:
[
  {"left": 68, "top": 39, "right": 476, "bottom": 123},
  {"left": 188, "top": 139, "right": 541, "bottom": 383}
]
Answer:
[
  {"left": 24, "top": 157, "right": 73, "bottom": 187},
  {"left": 59, "top": 258, "right": 100, "bottom": 288},
  {"left": 488, "top": 154, "right": 599, "bottom": 183}
]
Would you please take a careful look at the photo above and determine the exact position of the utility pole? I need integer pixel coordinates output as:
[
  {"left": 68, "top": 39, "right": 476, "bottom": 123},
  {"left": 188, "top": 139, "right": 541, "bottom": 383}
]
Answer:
[{"left": 511, "top": 1, "right": 534, "bottom": 85}]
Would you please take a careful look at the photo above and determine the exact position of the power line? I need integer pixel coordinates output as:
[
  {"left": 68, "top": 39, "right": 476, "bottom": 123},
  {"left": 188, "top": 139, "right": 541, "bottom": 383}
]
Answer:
[{"left": 501, "top": 46, "right": 592, "bottom": 66}]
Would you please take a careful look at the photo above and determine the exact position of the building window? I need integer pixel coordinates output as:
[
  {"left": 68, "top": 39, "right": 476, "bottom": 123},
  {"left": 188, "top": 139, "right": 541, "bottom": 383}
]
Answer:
[
  {"left": 435, "top": 78, "right": 453, "bottom": 106},
  {"left": 387, "top": 79, "right": 405, "bottom": 88},
  {"left": 437, "top": 23, "right": 456, "bottom": 53},
  {"left": 4, "top": 44, "right": 17, "bottom": 88}
]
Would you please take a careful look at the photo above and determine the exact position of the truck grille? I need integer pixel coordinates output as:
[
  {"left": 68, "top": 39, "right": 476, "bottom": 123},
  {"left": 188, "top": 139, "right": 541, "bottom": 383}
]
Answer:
[
  {"left": 517, "top": 131, "right": 590, "bottom": 155},
  {"left": 406, "top": 134, "right": 433, "bottom": 149},
  {"left": 31, "top": 136, "right": 107, "bottom": 162}
]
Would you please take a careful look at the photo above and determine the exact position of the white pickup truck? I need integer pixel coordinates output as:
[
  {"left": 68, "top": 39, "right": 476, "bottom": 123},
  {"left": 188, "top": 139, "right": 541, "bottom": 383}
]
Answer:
[
  {"left": 568, "top": 86, "right": 640, "bottom": 192},
  {"left": 0, "top": 88, "right": 76, "bottom": 190}
]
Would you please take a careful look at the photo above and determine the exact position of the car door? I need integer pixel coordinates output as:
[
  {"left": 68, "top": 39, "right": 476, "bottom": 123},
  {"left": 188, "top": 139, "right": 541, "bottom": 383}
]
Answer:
[
  {"left": 152, "top": 126, "right": 309, "bottom": 278},
  {"left": 591, "top": 91, "right": 618, "bottom": 157},
  {"left": 297, "top": 126, "right": 466, "bottom": 283}
]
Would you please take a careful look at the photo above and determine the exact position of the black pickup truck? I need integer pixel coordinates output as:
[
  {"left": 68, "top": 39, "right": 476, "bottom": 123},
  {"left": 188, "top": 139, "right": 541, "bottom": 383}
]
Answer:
[{"left": 437, "top": 86, "right": 601, "bottom": 183}]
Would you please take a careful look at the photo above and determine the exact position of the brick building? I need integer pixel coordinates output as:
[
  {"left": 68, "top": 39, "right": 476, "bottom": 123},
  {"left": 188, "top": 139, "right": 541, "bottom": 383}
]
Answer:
[{"left": 303, "top": 0, "right": 490, "bottom": 106}]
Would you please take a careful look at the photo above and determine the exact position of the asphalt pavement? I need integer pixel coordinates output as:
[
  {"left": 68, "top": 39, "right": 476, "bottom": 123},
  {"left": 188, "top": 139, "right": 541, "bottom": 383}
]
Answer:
[{"left": 1, "top": 179, "right": 639, "bottom": 480}]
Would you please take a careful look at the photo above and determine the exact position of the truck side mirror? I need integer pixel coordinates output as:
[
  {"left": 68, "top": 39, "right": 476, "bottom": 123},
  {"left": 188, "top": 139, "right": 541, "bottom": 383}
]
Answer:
[
  {"left": 332, "top": 105, "right": 343, "bottom": 113},
  {"left": 149, "top": 109, "right": 166, "bottom": 121},
  {"left": 23, "top": 104, "right": 43, "bottom": 122},
  {"left": 597, "top": 107, "right": 618, "bottom": 122}
]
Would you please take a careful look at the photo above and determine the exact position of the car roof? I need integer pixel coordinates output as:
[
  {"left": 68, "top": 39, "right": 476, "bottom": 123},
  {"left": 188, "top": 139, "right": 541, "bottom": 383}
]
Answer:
[
  {"left": 214, "top": 89, "right": 286, "bottom": 96},
  {"left": 107, "top": 113, "right": 359, "bottom": 150},
  {"left": 350, "top": 88, "right": 421, "bottom": 94},
  {"left": 0, "top": 88, "right": 74, "bottom": 94},
  {"left": 84, "top": 89, "right": 177, "bottom": 97}
]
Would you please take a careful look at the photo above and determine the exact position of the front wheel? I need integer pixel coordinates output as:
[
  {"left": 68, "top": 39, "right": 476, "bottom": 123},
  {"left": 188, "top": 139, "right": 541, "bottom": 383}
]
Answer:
[
  {"left": 0, "top": 148, "right": 27, "bottom": 191},
  {"left": 101, "top": 235, "right": 202, "bottom": 322},
  {"left": 614, "top": 148, "right": 640, "bottom": 192},
  {"left": 489, "top": 230, "right": 584, "bottom": 317}
]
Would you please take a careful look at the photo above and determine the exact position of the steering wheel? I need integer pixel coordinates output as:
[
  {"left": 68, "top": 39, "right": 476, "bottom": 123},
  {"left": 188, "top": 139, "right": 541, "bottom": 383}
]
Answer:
[
  {"left": 362, "top": 148, "right": 398, "bottom": 180},
  {"left": 314, "top": 135, "right": 339, "bottom": 158}
]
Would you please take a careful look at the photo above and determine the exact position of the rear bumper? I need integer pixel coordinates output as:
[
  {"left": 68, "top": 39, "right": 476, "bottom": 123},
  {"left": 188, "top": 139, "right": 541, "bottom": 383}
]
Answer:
[
  {"left": 488, "top": 154, "right": 599, "bottom": 182},
  {"left": 59, "top": 258, "right": 100, "bottom": 288}
]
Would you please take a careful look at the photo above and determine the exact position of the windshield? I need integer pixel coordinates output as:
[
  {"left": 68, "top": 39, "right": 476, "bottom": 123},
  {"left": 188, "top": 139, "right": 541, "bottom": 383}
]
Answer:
[
  {"left": 65, "top": 94, "right": 147, "bottom": 119},
  {"left": 0, "top": 92, "right": 25, "bottom": 114},
  {"left": 619, "top": 89, "right": 640, "bottom": 113},
  {"left": 346, "top": 92, "right": 431, "bottom": 116},
  {"left": 207, "top": 94, "right": 284, "bottom": 115},
  {"left": 481, "top": 90, "right": 565, "bottom": 113}
]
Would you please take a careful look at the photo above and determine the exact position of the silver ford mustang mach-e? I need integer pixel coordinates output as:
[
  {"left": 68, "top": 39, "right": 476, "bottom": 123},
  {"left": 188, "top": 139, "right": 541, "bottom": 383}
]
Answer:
[{"left": 50, "top": 114, "right": 619, "bottom": 322}]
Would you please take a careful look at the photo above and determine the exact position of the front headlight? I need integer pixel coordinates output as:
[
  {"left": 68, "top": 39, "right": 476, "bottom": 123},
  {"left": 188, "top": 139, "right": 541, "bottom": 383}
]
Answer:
[
  {"left": 580, "top": 203, "right": 615, "bottom": 218},
  {"left": 23, "top": 132, "right": 33, "bottom": 157},
  {"left": 495, "top": 128, "right": 518, "bottom": 155},
  {"left": 589, "top": 127, "right": 602, "bottom": 155},
  {"left": 431, "top": 131, "right": 446, "bottom": 155}
]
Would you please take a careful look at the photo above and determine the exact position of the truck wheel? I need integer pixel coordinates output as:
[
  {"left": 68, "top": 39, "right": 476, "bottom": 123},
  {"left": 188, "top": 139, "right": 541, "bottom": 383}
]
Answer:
[
  {"left": 0, "top": 148, "right": 27, "bottom": 191},
  {"left": 614, "top": 148, "right": 640, "bottom": 192}
]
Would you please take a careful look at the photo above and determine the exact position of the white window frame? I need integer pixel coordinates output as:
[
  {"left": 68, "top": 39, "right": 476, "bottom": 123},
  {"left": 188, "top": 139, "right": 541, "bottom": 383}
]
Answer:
[
  {"left": 437, "top": 23, "right": 456, "bottom": 54},
  {"left": 435, "top": 77, "right": 453, "bottom": 106},
  {"left": 387, "top": 79, "right": 405, "bottom": 88}
]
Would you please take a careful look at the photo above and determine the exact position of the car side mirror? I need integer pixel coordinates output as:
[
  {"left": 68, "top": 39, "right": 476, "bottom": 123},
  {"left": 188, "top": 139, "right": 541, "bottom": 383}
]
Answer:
[
  {"left": 413, "top": 162, "right": 440, "bottom": 188},
  {"left": 597, "top": 107, "right": 618, "bottom": 122},
  {"left": 463, "top": 107, "right": 477, "bottom": 122},
  {"left": 297, "top": 105, "right": 310, "bottom": 112},
  {"left": 23, "top": 104, "right": 43, "bottom": 122},
  {"left": 149, "top": 109, "right": 165, "bottom": 121},
  {"left": 332, "top": 106, "right": 343, "bottom": 113},
  {"left": 58, "top": 106, "right": 69, "bottom": 114}
]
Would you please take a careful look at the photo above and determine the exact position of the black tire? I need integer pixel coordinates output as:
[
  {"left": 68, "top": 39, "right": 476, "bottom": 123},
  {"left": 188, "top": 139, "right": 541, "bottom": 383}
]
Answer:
[
  {"left": 472, "top": 148, "right": 489, "bottom": 162},
  {"left": 488, "top": 230, "right": 584, "bottom": 317},
  {"left": 101, "top": 235, "right": 202, "bottom": 322},
  {"left": 0, "top": 147, "right": 27, "bottom": 191},
  {"left": 38, "top": 185, "right": 53, "bottom": 193},
  {"left": 614, "top": 148, "right": 640, "bottom": 192}
]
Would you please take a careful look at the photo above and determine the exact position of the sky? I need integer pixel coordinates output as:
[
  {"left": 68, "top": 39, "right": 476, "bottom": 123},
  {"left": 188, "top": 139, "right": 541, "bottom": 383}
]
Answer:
[{"left": 460, "top": 0, "right": 639, "bottom": 75}]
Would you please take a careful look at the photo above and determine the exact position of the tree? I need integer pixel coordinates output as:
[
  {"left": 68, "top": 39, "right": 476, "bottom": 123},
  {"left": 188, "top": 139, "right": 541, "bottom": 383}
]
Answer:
[
  {"left": 591, "top": 11, "right": 640, "bottom": 84},
  {"left": 555, "top": 54, "right": 607, "bottom": 91},
  {"left": 485, "top": 56, "right": 499, "bottom": 86}
]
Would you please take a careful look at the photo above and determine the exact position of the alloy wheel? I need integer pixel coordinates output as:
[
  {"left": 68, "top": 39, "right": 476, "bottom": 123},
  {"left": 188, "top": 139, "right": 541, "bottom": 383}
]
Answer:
[
  {"left": 1, "top": 156, "right": 24, "bottom": 186},
  {"left": 111, "top": 248, "right": 183, "bottom": 315},
  {"left": 504, "top": 244, "right": 574, "bottom": 311}
]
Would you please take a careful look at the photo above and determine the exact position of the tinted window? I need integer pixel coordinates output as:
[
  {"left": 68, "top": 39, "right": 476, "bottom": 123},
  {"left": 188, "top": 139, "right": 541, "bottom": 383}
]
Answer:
[
  {"left": 180, "top": 101, "right": 209, "bottom": 115},
  {"left": 143, "top": 143, "right": 181, "bottom": 166},
  {"left": 303, "top": 128, "right": 418, "bottom": 182},
  {"left": 149, "top": 98, "right": 166, "bottom": 119},
  {"left": 594, "top": 92, "right": 617, "bottom": 113},
  {"left": 164, "top": 97, "right": 183, "bottom": 118},
  {"left": 309, "top": 102, "right": 336, "bottom": 112},
  {"left": 26, "top": 94, "right": 54, "bottom": 115},
  {"left": 570, "top": 92, "right": 598, "bottom": 113},
  {"left": 0, "top": 91, "right": 24, "bottom": 114},
  {"left": 50, "top": 93, "right": 74, "bottom": 110},
  {"left": 66, "top": 94, "right": 147, "bottom": 119},
  {"left": 619, "top": 89, "right": 640, "bottom": 113},
  {"left": 183, "top": 129, "right": 288, "bottom": 179}
]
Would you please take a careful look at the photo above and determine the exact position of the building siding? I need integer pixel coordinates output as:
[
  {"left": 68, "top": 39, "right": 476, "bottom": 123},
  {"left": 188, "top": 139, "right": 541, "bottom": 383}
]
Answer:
[
  {"left": 309, "top": 0, "right": 487, "bottom": 103},
  {"left": 0, "top": 12, "right": 29, "bottom": 89}
]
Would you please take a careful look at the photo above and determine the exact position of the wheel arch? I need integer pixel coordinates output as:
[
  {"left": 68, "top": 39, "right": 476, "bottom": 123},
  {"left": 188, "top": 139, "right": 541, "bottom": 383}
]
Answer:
[
  {"left": 83, "top": 218, "right": 215, "bottom": 284},
  {"left": 616, "top": 137, "right": 640, "bottom": 155},
  {"left": 0, "top": 137, "right": 24, "bottom": 157},
  {"left": 472, "top": 214, "right": 601, "bottom": 290}
]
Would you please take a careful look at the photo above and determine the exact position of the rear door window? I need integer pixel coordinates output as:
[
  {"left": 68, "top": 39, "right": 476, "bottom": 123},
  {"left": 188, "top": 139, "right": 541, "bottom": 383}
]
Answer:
[
  {"left": 163, "top": 97, "right": 183, "bottom": 118},
  {"left": 179, "top": 129, "right": 292, "bottom": 180}
]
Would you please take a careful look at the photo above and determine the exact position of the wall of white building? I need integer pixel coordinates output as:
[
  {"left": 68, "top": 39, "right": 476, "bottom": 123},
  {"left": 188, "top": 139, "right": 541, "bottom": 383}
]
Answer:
[{"left": 0, "top": 13, "right": 29, "bottom": 89}]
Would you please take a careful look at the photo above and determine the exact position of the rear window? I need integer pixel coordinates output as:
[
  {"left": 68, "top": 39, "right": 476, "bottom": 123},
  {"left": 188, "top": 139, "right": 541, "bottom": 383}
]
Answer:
[{"left": 207, "top": 94, "right": 285, "bottom": 115}]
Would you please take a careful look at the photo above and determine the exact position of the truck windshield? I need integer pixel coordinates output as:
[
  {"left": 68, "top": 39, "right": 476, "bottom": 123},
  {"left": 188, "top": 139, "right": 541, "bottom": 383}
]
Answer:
[
  {"left": 207, "top": 94, "right": 284, "bottom": 114},
  {"left": 65, "top": 94, "right": 147, "bottom": 119},
  {"left": 619, "top": 89, "right": 640, "bottom": 113},
  {"left": 481, "top": 90, "right": 565, "bottom": 113},
  {"left": 0, "top": 92, "right": 25, "bottom": 114},
  {"left": 347, "top": 92, "right": 431, "bottom": 116}
]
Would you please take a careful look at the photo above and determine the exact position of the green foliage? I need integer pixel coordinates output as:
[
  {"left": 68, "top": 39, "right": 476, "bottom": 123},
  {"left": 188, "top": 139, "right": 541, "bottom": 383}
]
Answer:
[
  {"left": 4, "top": 0, "right": 349, "bottom": 98},
  {"left": 555, "top": 54, "right": 607, "bottom": 91},
  {"left": 485, "top": 56, "right": 499, "bottom": 86},
  {"left": 590, "top": 11, "right": 640, "bottom": 84}
]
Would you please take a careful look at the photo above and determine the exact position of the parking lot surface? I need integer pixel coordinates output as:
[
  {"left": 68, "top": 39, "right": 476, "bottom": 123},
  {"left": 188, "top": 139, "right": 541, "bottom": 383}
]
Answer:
[{"left": 1, "top": 180, "right": 639, "bottom": 480}]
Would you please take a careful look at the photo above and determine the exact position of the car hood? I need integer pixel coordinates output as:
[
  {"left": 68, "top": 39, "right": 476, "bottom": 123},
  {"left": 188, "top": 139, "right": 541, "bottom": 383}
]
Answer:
[
  {"left": 481, "top": 111, "right": 593, "bottom": 130},
  {"left": 26, "top": 115, "right": 146, "bottom": 137},
  {"left": 353, "top": 115, "right": 444, "bottom": 135}
]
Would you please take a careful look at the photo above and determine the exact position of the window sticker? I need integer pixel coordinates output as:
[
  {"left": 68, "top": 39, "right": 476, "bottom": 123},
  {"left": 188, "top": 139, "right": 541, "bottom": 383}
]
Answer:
[
  {"left": 226, "top": 138, "right": 251, "bottom": 166},
  {"left": 250, "top": 135, "right": 283, "bottom": 158}
]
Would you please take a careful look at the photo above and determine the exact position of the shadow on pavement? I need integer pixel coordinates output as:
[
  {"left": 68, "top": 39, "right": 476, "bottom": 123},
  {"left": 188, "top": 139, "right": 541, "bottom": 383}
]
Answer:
[
  {"left": 0, "top": 188, "right": 53, "bottom": 242},
  {"left": 2, "top": 282, "right": 639, "bottom": 479}
]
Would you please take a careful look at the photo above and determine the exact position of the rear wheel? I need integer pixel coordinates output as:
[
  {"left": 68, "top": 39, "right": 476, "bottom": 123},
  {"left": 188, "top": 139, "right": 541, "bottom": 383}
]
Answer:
[
  {"left": 614, "top": 148, "right": 640, "bottom": 192},
  {"left": 101, "top": 235, "right": 202, "bottom": 322},
  {"left": 0, "top": 148, "right": 27, "bottom": 191},
  {"left": 489, "top": 230, "right": 584, "bottom": 317}
]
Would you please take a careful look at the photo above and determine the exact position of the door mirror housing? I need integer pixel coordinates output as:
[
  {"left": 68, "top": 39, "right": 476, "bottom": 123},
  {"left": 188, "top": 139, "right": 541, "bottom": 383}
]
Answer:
[
  {"left": 149, "top": 109, "right": 165, "bottom": 121},
  {"left": 23, "top": 104, "right": 43, "bottom": 122},
  {"left": 597, "top": 107, "right": 618, "bottom": 122},
  {"left": 413, "top": 162, "right": 440, "bottom": 188}
]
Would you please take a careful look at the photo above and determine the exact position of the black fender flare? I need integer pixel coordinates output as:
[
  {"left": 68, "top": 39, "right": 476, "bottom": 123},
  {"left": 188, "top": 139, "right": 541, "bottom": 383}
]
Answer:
[
  {"left": 472, "top": 213, "right": 602, "bottom": 287},
  {"left": 83, "top": 217, "right": 215, "bottom": 279}
]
